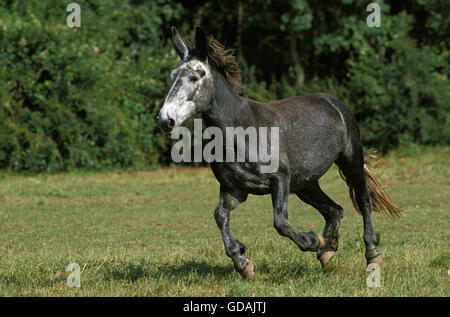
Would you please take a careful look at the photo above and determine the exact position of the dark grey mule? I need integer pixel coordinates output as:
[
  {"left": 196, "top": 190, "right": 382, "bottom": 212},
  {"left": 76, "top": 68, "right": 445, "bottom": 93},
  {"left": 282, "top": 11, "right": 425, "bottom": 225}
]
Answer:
[{"left": 158, "top": 26, "right": 402, "bottom": 279}]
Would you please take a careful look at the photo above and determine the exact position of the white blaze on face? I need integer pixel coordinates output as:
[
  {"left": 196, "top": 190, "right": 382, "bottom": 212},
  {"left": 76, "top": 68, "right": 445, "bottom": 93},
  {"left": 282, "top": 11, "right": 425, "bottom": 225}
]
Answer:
[{"left": 159, "top": 60, "right": 213, "bottom": 128}]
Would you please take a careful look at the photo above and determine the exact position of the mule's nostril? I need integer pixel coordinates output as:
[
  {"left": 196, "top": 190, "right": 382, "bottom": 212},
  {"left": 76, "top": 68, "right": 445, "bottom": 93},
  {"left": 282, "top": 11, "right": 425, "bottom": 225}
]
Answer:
[{"left": 158, "top": 116, "right": 175, "bottom": 132}]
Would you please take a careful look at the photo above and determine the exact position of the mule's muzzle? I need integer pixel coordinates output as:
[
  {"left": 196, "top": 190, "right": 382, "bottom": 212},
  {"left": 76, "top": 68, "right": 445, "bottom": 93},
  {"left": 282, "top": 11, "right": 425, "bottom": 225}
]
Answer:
[{"left": 157, "top": 114, "right": 175, "bottom": 133}]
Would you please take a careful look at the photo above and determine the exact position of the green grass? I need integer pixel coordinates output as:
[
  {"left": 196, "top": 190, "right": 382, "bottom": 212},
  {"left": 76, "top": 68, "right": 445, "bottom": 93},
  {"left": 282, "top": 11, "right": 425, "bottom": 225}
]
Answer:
[{"left": 0, "top": 148, "right": 449, "bottom": 296}]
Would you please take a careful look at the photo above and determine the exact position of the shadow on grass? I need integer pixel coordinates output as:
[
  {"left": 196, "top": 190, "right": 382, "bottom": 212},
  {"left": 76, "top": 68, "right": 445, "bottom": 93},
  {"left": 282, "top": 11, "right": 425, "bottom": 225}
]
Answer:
[
  {"left": 157, "top": 258, "right": 320, "bottom": 283},
  {"left": 100, "top": 258, "right": 234, "bottom": 282},
  {"left": 157, "top": 260, "right": 234, "bottom": 279},
  {"left": 100, "top": 258, "right": 327, "bottom": 283},
  {"left": 254, "top": 258, "right": 321, "bottom": 282},
  {"left": 101, "top": 258, "right": 149, "bottom": 282}
]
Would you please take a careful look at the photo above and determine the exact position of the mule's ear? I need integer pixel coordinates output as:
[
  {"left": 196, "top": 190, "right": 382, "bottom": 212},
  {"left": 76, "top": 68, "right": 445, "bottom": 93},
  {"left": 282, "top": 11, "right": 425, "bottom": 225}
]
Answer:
[
  {"left": 171, "top": 26, "right": 188, "bottom": 60},
  {"left": 194, "top": 25, "right": 208, "bottom": 61}
]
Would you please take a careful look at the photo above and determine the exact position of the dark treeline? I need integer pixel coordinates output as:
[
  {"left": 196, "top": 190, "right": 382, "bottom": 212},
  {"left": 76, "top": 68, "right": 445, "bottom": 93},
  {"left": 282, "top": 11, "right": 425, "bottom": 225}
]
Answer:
[{"left": 0, "top": 0, "right": 448, "bottom": 172}]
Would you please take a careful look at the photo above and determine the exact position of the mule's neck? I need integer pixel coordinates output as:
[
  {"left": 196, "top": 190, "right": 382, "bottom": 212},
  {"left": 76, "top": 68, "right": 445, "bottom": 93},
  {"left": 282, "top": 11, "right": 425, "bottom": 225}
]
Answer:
[{"left": 202, "top": 69, "right": 249, "bottom": 129}]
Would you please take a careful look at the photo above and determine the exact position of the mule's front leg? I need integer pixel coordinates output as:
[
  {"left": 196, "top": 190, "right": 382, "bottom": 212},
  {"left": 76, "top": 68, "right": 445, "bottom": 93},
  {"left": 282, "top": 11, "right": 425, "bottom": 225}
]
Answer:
[
  {"left": 272, "top": 177, "right": 324, "bottom": 252},
  {"left": 214, "top": 191, "right": 254, "bottom": 280}
]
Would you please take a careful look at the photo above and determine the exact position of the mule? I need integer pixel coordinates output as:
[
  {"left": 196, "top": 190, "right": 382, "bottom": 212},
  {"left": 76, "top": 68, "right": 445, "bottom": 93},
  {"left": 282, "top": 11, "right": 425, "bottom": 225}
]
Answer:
[{"left": 157, "top": 26, "right": 402, "bottom": 280}]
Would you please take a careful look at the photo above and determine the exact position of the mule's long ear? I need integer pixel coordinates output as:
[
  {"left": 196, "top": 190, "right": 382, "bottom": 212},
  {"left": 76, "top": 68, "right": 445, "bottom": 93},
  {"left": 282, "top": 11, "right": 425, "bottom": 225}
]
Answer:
[
  {"left": 171, "top": 26, "right": 188, "bottom": 60},
  {"left": 194, "top": 26, "right": 208, "bottom": 61}
]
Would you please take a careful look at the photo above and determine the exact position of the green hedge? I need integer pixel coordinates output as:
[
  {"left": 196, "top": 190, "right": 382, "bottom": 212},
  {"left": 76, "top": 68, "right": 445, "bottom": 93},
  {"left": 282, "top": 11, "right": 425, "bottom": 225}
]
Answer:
[
  {"left": 0, "top": 1, "right": 182, "bottom": 171},
  {"left": 0, "top": 1, "right": 448, "bottom": 172}
]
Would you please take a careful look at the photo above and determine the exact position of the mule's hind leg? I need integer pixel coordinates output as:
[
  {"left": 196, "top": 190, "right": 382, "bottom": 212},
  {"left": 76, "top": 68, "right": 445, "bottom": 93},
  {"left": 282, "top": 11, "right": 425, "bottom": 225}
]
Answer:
[
  {"left": 297, "top": 182, "right": 344, "bottom": 268},
  {"left": 337, "top": 157, "right": 382, "bottom": 267},
  {"left": 214, "top": 190, "right": 255, "bottom": 280},
  {"left": 272, "top": 176, "right": 324, "bottom": 253}
]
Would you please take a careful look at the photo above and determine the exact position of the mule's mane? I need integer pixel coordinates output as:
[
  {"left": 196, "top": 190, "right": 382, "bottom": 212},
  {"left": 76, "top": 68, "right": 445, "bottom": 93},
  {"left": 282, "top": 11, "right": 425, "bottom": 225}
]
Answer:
[{"left": 205, "top": 36, "right": 246, "bottom": 97}]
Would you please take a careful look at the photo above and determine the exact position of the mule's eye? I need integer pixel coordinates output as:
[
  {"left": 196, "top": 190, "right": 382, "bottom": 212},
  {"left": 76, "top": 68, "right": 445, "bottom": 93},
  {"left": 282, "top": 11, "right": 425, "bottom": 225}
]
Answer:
[{"left": 189, "top": 76, "right": 199, "bottom": 83}]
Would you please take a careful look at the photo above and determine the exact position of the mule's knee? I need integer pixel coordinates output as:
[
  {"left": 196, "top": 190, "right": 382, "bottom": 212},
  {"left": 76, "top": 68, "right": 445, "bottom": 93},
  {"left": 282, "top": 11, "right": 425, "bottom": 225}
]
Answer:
[{"left": 222, "top": 192, "right": 243, "bottom": 211}]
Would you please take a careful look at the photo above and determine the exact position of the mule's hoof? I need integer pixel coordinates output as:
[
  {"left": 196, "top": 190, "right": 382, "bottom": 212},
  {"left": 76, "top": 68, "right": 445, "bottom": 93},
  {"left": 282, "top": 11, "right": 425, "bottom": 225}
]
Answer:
[
  {"left": 367, "top": 255, "right": 382, "bottom": 267},
  {"left": 240, "top": 260, "right": 255, "bottom": 280},
  {"left": 319, "top": 251, "right": 335, "bottom": 268},
  {"left": 317, "top": 234, "right": 326, "bottom": 249}
]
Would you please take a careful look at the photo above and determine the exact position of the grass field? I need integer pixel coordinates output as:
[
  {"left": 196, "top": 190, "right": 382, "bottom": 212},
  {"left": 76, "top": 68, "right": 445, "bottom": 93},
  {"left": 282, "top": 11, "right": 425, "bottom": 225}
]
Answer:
[{"left": 0, "top": 148, "right": 449, "bottom": 296}]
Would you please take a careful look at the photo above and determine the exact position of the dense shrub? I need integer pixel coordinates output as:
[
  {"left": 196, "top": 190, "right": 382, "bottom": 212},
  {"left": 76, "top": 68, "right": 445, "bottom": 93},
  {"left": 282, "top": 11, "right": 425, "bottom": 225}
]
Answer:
[
  {"left": 0, "top": 0, "right": 448, "bottom": 172},
  {"left": 0, "top": 1, "right": 182, "bottom": 171}
]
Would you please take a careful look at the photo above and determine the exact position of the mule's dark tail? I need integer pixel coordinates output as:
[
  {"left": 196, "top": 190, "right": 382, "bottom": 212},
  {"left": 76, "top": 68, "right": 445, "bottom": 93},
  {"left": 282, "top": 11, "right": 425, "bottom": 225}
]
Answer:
[{"left": 339, "top": 149, "right": 404, "bottom": 218}]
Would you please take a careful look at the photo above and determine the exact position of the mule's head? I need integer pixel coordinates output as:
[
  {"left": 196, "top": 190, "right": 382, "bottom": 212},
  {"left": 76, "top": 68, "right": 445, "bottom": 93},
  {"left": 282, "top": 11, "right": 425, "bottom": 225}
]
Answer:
[{"left": 158, "top": 26, "right": 214, "bottom": 132}]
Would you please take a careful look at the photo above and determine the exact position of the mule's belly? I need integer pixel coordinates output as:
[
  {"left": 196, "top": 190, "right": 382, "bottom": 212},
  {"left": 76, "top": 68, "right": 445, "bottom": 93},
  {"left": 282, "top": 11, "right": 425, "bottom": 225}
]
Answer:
[
  {"left": 286, "top": 129, "right": 343, "bottom": 192},
  {"left": 288, "top": 160, "right": 335, "bottom": 192}
]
